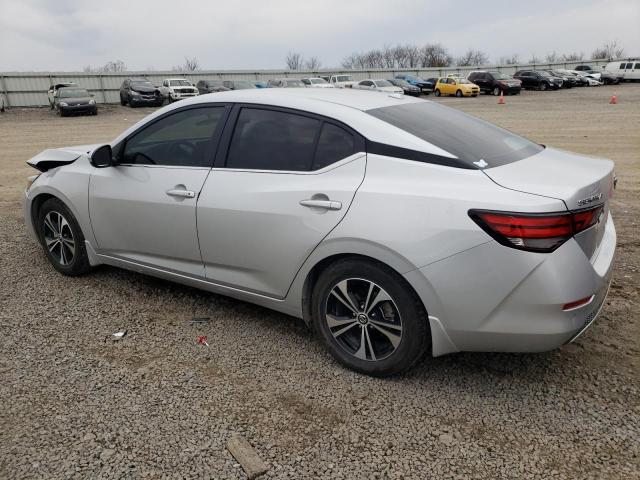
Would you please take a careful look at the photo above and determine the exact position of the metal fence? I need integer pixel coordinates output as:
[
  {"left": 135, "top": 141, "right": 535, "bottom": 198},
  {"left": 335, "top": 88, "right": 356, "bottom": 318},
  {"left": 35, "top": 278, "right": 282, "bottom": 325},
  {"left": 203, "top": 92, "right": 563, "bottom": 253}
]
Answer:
[{"left": 0, "top": 59, "right": 614, "bottom": 107}]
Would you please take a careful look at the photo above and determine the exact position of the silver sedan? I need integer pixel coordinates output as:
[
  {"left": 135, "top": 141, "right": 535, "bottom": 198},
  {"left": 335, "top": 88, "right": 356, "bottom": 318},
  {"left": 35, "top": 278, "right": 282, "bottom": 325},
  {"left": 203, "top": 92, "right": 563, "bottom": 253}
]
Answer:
[{"left": 23, "top": 89, "right": 616, "bottom": 376}]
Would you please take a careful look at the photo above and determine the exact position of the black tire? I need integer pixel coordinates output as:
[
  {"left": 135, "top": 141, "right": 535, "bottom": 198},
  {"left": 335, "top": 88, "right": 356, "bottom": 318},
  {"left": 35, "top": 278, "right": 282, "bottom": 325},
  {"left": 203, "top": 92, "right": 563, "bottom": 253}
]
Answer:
[
  {"left": 311, "top": 258, "right": 430, "bottom": 377},
  {"left": 37, "top": 198, "right": 91, "bottom": 276},
  {"left": 120, "top": 95, "right": 126, "bottom": 106},
  {"left": 540, "top": 82, "right": 548, "bottom": 91},
  {"left": 434, "top": 89, "right": 441, "bottom": 97},
  {"left": 455, "top": 89, "right": 462, "bottom": 97},
  {"left": 493, "top": 86, "right": 501, "bottom": 96},
  {"left": 56, "top": 107, "right": 64, "bottom": 117}
]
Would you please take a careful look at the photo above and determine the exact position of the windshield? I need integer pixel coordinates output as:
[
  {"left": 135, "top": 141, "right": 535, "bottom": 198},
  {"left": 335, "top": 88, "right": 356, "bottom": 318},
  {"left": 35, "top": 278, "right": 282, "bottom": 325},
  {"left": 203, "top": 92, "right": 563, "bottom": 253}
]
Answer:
[
  {"left": 310, "top": 78, "right": 328, "bottom": 84},
  {"left": 234, "top": 81, "right": 256, "bottom": 89},
  {"left": 367, "top": 102, "right": 543, "bottom": 168},
  {"left": 538, "top": 71, "right": 552, "bottom": 77},
  {"left": 132, "top": 80, "right": 154, "bottom": 87},
  {"left": 169, "top": 80, "right": 191, "bottom": 86},
  {"left": 374, "top": 80, "right": 392, "bottom": 87},
  {"left": 457, "top": 79, "right": 472, "bottom": 84},
  {"left": 285, "top": 79, "right": 304, "bottom": 87},
  {"left": 59, "top": 88, "right": 90, "bottom": 98},
  {"left": 491, "top": 72, "right": 511, "bottom": 80},
  {"left": 336, "top": 75, "right": 352, "bottom": 82}
]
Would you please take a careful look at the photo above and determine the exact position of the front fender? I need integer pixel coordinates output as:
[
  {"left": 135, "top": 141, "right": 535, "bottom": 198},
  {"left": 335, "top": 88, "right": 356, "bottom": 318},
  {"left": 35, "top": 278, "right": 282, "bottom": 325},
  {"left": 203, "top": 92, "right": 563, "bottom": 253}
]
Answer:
[{"left": 25, "top": 156, "right": 96, "bottom": 247}]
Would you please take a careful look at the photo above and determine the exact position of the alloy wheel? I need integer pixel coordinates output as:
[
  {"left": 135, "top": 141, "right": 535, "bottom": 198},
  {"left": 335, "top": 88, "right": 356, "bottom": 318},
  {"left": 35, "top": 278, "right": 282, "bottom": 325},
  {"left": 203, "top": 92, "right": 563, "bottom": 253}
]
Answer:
[
  {"left": 325, "top": 278, "right": 402, "bottom": 361},
  {"left": 43, "top": 211, "right": 75, "bottom": 266}
]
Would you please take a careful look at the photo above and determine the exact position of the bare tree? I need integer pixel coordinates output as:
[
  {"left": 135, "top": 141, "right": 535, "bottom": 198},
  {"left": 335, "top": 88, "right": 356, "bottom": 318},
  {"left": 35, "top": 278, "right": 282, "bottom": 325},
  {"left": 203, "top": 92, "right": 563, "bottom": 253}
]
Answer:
[
  {"left": 172, "top": 56, "right": 200, "bottom": 73},
  {"left": 286, "top": 52, "right": 304, "bottom": 70},
  {"left": 528, "top": 54, "right": 541, "bottom": 64},
  {"left": 84, "top": 60, "right": 127, "bottom": 73},
  {"left": 497, "top": 54, "right": 520, "bottom": 65},
  {"left": 305, "top": 56, "right": 322, "bottom": 70},
  {"left": 419, "top": 44, "right": 452, "bottom": 67},
  {"left": 545, "top": 51, "right": 559, "bottom": 63},
  {"left": 592, "top": 40, "right": 625, "bottom": 60},
  {"left": 456, "top": 49, "right": 489, "bottom": 66},
  {"left": 561, "top": 52, "right": 584, "bottom": 61}
]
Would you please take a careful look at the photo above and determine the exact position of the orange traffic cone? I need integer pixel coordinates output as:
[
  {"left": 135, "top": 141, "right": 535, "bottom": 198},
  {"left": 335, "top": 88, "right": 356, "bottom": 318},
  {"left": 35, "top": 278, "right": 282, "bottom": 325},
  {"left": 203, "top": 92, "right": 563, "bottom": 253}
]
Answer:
[
  {"left": 609, "top": 93, "right": 617, "bottom": 104},
  {"left": 498, "top": 92, "right": 505, "bottom": 105}
]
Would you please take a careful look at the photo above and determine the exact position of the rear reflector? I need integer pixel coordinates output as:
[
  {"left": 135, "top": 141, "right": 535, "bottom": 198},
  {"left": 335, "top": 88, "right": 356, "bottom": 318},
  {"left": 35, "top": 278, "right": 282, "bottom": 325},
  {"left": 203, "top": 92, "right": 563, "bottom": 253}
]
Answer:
[
  {"left": 563, "top": 295, "right": 594, "bottom": 311},
  {"left": 469, "top": 205, "right": 603, "bottom": 253}
]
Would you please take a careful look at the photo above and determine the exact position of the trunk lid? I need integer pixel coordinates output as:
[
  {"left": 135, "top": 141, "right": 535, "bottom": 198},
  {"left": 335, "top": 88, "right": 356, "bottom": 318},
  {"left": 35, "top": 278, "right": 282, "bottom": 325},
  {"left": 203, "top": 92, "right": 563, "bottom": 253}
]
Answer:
[{"left": 482, "top": 147, "right": 615, "bottom": 259}]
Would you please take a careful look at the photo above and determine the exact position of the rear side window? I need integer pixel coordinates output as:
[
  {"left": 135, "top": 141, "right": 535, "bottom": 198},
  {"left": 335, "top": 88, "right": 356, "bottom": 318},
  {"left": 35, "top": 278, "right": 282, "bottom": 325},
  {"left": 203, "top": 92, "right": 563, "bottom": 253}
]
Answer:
[
  {"left": 626, "top": 63, "right": 633, "bottom": 69},
  {"left": 367, "top": 102, "right": 543, "bottom": 168},
  {"left": 227, "top": 108, "right": 320, "bottom": 171},
  {"left": 620, "top": 63, "right": 626, "bottom": 69},
  {"left": 313, "top": 123, "right": 355, "bottom": 170}
]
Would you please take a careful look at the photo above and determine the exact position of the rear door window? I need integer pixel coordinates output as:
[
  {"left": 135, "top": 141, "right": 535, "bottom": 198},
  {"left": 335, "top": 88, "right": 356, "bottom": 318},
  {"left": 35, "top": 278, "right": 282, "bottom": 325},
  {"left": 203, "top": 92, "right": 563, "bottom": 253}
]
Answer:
[
  {"left": 226, "top": 108, "right": 321, "bottom": 171},
  {"left": 312, "top": 123, "right": 355, "bottom": 170},
  {"left": 367, "top": 101, "right": 543, "bottom": 168}
]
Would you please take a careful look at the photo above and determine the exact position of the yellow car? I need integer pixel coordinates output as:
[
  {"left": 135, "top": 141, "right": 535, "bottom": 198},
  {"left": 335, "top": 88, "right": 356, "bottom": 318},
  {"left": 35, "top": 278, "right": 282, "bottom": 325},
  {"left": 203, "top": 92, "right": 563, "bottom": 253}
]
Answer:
[{"left": 434, "top": 78, "right": 480, "bottom": 97}]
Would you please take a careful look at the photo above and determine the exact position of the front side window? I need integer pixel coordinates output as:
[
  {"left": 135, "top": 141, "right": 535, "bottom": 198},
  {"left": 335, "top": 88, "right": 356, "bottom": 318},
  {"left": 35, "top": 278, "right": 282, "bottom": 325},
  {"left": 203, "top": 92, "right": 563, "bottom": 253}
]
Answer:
[
  {"left": 367, "top": 102, "right": 543, "bottom": 168},
  {"left": 625, "top": 63, "right": 633, "bottom": 69},
  {"left": 122, "top": 107, "right": 225, "bottom": 167},
  {"left": 227, "top": 108, "right": 320, "bottom": 171}
]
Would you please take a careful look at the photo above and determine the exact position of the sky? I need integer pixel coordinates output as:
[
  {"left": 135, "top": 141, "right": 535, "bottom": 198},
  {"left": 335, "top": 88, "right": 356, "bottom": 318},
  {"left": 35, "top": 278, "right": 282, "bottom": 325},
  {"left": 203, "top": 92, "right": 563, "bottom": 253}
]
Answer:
[{"left": 0, "top": 0, "right": 638, "bottom": 72}]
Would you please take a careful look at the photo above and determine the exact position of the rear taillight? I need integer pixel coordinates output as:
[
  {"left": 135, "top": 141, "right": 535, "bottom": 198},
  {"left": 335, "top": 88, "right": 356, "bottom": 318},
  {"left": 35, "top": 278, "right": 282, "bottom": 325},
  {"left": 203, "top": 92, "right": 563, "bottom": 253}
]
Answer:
[{"left": 469, "top": 205, "right": 603, "bottom": 253}]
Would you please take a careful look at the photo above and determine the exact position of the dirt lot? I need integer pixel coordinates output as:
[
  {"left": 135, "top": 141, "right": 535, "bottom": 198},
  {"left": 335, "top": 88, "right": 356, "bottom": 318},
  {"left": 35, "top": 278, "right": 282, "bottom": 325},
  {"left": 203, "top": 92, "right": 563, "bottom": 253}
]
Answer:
[{"left": 1, "top": 85, "right": 639, "bottom": 479}]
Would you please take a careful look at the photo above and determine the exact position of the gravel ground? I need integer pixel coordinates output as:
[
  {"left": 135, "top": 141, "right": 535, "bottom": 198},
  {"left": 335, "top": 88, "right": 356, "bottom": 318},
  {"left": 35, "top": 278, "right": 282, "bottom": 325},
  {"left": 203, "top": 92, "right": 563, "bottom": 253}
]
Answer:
[{"left": 1, "top": 85, "right": 639, "bottom": 479}]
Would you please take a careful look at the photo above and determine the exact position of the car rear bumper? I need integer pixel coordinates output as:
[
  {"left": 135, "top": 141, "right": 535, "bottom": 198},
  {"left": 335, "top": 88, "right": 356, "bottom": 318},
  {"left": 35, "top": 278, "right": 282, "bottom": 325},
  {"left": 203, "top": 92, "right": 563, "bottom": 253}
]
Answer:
[{"left": 404, "top": 212, "right": 616, "bottom": 355}]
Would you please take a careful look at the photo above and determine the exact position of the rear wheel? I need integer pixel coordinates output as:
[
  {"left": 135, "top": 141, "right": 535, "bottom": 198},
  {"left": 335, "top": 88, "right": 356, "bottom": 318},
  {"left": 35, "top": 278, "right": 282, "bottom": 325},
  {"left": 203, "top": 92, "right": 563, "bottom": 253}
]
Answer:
[
  {"left": 37, "top": 198, "right": 91, "bottom": 276},
  {"left": 434, "top": 89, "right": 441, "bottom": 97},
  {"left": 455, "top": 89, "right": 463, "bottom": 97},
  {"left": 312, "top": 258, "right": 429, "bottom": 377},
  {"left": 540, "top": 82, "right": 548, "bottom": 91}
]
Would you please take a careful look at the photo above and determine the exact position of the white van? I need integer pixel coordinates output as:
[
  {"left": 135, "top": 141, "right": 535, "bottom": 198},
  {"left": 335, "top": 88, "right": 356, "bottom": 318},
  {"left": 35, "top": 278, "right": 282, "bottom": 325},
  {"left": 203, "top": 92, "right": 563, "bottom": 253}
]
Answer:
[{"left": 603, "top": 60, "right": 640, "bottom": 80}]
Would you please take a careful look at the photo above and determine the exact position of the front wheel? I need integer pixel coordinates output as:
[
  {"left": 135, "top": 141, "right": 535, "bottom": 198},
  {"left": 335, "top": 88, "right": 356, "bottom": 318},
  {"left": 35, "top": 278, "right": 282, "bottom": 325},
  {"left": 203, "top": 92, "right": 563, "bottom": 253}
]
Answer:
[
  {"left": 37, "top": 198, "right": 91, "bottom": 276},
  {"left": 434, "top": 89, "right": 441, "bottom": 97},
  {"left": 312, "top": 259, "right": 429, "bottom": 377},
  {"left": 493, "top": 86, "right": 501, "bottom": 96},
  {"left": 540, "top": 82, "right": 548, "bottom": 91},
  {"left": 455, "top": 89, "right": 462, "bottom": 97}
]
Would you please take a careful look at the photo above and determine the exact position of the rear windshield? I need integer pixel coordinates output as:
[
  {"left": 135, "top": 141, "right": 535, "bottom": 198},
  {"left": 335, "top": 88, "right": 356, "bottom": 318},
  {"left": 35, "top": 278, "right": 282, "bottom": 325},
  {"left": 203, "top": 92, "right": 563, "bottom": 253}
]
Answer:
[{"left": 367, "top": 102, "right": 543, "bottom": 168}]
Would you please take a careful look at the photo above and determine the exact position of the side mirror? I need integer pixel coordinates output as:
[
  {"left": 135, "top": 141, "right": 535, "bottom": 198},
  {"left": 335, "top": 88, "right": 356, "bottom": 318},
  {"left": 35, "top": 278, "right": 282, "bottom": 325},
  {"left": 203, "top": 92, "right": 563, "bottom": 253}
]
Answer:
[{"left": 91, "top": 144, "right": 113, "bottom": 168}]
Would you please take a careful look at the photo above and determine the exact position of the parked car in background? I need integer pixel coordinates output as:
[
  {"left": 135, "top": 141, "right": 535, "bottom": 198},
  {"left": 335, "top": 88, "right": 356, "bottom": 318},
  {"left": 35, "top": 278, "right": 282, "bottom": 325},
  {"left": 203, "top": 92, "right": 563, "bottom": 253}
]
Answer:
[
  {"left": 329, "top": 75, "right": 357, "bottom": 88},
  {"left": 603, "top": 60, "right": 640, "bottom": 81},
  {"left": 47, "top": 83, "right": 78, "bottom": 109},
  {"left": 267, "top": 78, "right": 306, "bottom": 88},
  {"left": 120, "top": 78, "right": 163, "bottom": 107},
  {"left": 354, "top": 79, "right": 403, "bottom": 95},
  {"left": 513, "top": 70, "right": 562, "bottom": 90},
  {"left": 545, "top": 70, "right": 577, "bottom": 88},
  {"left": 569, "top": 70, "right": 603, "bottom": 86},
  {"left": 574, "top": 66, "right": 620, "bottom": 84},
  {"left": 24, "top": 89, "right": 616, "bottom": 377},
  {"left": 394, "top": 74, "right": 434, "bottom": 93},
  {"left": 53, "top": 87, "right": 97, "bottom": 116},
  {"left": 254, "top": 81, "right": 268, "bottom": 89},
  {"left": 434, "top": 77, "right": 479, "bottom": 97},
  {"left": 161, "top": 78, "right": 199, "bottom": 103},
  {"left": 387, "top": 78, "right": 421, "bottom": 96},
  {"left": 196, "top": 80, "right": 230, "bottom": 94},
  {"left": 301, "top": 77, "right": 334, "bottom": 88},
  {"left": 466, "top": 71, "right": 521, "bottom": 96},
  {"left": 222, "top": 80, "right": 257, "bottom": 90}
]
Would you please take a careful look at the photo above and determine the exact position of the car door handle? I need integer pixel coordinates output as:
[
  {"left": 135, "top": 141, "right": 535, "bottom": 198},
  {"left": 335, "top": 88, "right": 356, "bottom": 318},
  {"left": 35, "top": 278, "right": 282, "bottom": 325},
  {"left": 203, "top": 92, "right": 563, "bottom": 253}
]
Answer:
[
  {"left": 299, "top": 199, "right": 342, "bottom": 210},
  {"left": 166, "top": 189, "right": 196, "bottom": 198}
]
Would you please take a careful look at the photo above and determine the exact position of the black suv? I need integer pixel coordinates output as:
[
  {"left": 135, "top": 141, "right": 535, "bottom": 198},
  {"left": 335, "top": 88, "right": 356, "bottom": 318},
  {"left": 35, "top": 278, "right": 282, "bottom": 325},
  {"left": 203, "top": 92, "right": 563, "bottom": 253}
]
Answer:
[
  {"left": 466, "top": 71, "right": 522, "bottom": 95},
  {"left": 513, "top": 70, "right": 563, "bottom": 90},
  {"left": 120, "top": 78, "right": 163, "bottom": 107},
  {"left": 196, "top": 80, "right": 230, "bottom": 94}
]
